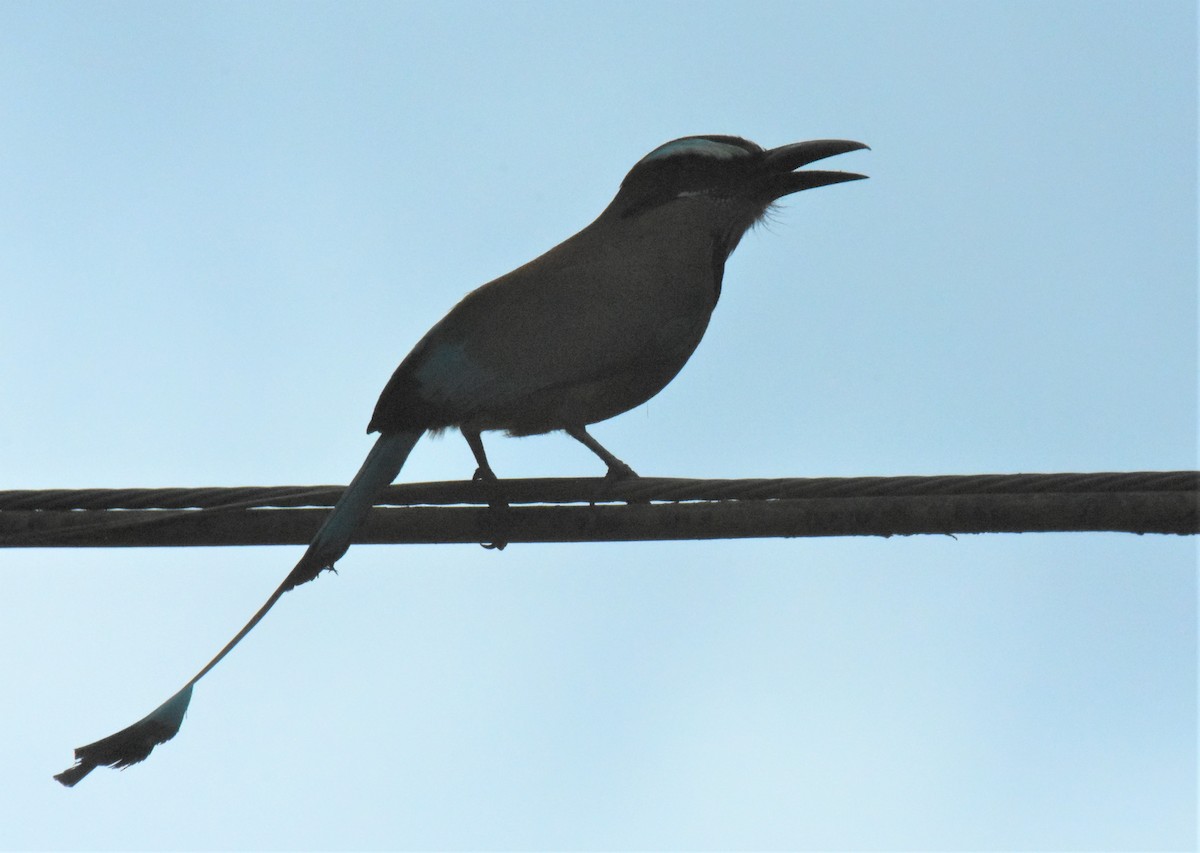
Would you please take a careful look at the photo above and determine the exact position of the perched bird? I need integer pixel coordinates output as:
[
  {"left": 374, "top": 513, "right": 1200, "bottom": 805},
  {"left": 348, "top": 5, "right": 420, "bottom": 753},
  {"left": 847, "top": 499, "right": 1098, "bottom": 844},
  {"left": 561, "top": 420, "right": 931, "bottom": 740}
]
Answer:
[{"left": 55, "top": 134, "right": 867, "bottom": 785}]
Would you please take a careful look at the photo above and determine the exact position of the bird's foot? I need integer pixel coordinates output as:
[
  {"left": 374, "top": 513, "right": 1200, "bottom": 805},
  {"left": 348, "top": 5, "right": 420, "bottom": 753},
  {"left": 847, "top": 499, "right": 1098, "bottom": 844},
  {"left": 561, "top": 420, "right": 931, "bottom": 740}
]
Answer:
[
  {"left": 472, "top": 464, "right": 497, "bottom": 483},
  {"left": 595, "top": 460, "right": 649, "bottom": 505},
  {"left": 473, "top": 466, "right": 510, "bottom": 550},
  {"left": 603, "top": 460, "right": 638, "bottom": 482}
]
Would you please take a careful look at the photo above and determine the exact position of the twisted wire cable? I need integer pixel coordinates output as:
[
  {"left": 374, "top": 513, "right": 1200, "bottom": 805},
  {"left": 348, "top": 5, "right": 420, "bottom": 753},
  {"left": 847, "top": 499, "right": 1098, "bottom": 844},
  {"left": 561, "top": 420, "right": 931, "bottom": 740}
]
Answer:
[{"left": 1, "top": 471, "right": 1195, "bottom": 547}]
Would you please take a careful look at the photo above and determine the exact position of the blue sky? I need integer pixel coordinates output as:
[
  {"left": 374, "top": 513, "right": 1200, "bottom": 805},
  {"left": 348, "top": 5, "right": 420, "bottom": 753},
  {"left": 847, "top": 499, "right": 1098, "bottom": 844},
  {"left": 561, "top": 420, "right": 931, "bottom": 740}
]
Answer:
[{"left": 1, "top": 1, "right": 1195, "bottom": 849}]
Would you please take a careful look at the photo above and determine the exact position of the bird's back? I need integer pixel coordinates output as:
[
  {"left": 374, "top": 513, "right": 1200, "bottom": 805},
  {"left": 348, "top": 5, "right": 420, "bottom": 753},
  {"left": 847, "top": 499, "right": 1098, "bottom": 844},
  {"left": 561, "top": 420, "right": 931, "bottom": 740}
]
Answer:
[{"left": 369, "top": 209, "right": 724, "bottom": 435}]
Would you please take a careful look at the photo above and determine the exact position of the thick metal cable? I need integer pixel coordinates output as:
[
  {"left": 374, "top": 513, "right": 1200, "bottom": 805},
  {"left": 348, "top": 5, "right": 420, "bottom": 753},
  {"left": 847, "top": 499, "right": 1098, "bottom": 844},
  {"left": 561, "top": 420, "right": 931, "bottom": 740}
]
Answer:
[
  {"left": 0, "top": 472, "right": 1195, "bottom": 547},
  {"left": 2, "top": 471, "right": 1197, "bottom": 510}
]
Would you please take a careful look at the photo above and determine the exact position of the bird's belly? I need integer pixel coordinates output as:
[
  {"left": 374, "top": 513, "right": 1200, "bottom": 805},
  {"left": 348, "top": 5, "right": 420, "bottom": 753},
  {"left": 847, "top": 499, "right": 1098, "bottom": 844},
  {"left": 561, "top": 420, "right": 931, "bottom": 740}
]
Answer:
[{"left": 470, "top": 311, "right": 712, "bottom": 436}]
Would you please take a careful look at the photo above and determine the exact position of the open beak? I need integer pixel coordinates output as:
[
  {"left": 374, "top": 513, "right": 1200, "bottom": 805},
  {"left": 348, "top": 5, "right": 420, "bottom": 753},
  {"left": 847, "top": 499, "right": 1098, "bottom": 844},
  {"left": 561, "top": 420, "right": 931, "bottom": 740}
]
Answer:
[{"left": 761, "top": 139, "right": 869, "bottom": 198}]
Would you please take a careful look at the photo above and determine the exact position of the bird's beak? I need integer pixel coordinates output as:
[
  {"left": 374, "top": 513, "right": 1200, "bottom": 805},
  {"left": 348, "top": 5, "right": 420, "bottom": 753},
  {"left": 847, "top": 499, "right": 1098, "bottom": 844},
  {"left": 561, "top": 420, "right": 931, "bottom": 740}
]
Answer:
[{"left": 760, "top": 139, "right": 869, "bottom": 198}]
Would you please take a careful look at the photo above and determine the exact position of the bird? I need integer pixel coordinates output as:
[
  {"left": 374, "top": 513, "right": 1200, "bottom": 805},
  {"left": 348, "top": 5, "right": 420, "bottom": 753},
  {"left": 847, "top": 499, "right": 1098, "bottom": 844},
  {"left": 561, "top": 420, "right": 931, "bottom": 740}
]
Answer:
[{"left": 55, "top": 134, "right": 867, "bottom": 785}]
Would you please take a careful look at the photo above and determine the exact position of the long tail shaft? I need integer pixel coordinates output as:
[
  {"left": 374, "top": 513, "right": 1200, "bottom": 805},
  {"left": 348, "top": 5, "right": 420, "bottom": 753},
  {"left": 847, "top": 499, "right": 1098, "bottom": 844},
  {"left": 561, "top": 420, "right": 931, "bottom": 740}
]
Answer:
[{"left": 55, "top": 430, "right": 423, "bottom": 786}]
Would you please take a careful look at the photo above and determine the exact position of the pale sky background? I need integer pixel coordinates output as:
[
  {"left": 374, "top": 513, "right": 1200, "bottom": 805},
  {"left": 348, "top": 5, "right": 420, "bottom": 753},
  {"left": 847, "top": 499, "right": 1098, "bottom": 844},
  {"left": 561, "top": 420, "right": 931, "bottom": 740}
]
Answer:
[{"left": 1, "top": 2, "right": 1196, "bottom": 850}]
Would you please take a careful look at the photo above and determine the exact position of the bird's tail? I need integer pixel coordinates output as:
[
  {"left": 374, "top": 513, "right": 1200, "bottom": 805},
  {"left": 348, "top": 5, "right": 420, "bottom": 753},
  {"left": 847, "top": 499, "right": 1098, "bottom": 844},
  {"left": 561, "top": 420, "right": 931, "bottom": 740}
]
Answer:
[
  {"left": 54, "top": 429, "right": 424, "bottom": 787},
  {"left": 284, "top": 430, "right": 423, "bottom": 590}
]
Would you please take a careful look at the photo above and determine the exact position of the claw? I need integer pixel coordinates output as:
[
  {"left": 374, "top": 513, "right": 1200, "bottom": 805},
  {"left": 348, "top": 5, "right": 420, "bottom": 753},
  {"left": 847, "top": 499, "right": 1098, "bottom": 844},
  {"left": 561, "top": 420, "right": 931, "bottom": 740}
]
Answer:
[
  {"left": 603, "top": 460, "right": 638, "bottom": 482},
  {"left": 472, "top": 467, "right": 510, "bottom": 550}
]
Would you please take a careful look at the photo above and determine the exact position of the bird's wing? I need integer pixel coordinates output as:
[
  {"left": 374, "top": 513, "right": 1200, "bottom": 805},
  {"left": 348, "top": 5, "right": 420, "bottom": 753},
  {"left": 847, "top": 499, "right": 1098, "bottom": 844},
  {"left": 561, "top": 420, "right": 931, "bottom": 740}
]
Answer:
[{"left": 371, "top": 234, "right": 718, "bottom": 431}]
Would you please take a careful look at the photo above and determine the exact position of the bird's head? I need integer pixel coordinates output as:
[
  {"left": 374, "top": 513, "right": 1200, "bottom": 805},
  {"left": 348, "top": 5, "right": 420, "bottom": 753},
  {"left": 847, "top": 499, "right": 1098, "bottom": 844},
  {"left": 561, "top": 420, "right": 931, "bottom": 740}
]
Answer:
[{"left": 610, "top": 134, "right": 868, "bottom": 226}]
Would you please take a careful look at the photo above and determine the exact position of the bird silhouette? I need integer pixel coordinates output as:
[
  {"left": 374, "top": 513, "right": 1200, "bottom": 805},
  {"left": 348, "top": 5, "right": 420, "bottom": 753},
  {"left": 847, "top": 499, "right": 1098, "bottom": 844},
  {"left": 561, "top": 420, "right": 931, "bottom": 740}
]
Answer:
[{"left": 56, "top": 134, "right": 867, "bottom": 785}]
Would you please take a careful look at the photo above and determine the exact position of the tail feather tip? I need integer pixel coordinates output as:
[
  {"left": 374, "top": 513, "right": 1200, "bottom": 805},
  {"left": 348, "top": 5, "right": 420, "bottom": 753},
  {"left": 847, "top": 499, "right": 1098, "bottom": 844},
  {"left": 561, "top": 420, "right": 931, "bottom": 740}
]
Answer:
[{"left": 54, "top": 684, "right": 194, "bottom": 787}]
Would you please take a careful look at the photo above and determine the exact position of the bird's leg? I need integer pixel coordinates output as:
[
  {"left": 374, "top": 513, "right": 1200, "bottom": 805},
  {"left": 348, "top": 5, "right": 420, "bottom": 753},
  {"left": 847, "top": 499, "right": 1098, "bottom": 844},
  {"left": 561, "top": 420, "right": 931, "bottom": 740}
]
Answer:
[
  {"left": 462, "top": 427, "right": 497, "bottom": 482},
  {"left": 565, "top": 425, "right": 638, "bottom": 481},
  {"left": 461, "top": 427, "right": 509, "bottom": 550}
]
